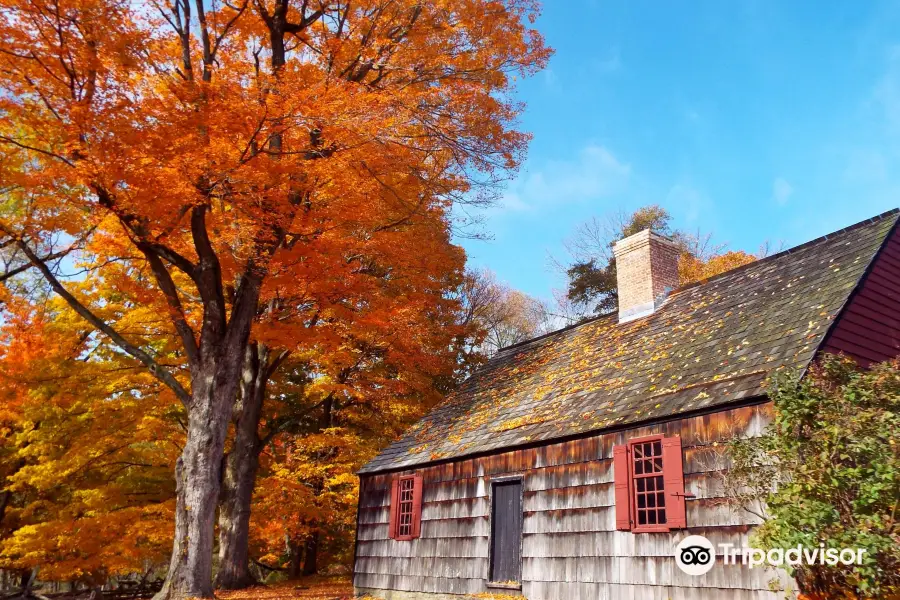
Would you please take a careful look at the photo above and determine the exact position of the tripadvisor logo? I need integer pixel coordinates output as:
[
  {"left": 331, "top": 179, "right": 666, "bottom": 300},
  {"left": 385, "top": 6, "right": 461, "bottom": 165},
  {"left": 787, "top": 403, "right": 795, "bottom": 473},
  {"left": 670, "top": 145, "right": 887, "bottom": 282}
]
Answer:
[
  {"left": 674, "top": 535, "right": 868, "bottom": 576},
  {"left": 675, "top": 535, "right": 716, "bottom": 576}
]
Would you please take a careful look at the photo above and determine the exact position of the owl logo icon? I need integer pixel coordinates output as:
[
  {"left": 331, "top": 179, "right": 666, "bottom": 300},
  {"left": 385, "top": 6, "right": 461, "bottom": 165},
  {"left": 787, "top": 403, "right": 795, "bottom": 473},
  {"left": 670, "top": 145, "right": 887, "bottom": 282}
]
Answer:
[{"left": 675, "top": 535, "right": 716, "bottom": 576}]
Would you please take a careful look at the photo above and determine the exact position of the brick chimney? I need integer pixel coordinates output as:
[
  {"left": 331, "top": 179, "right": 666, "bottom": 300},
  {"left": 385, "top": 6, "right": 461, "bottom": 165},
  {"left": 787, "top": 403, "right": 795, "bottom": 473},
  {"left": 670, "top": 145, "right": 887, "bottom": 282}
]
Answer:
[{"left": 613, "top": 229, "right": 681, "bottom": 323}]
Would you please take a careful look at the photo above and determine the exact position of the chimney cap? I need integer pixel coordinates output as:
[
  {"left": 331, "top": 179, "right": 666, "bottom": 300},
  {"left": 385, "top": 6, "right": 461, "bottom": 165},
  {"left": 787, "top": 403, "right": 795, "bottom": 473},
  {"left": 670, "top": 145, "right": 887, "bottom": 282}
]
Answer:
[{"left": 613, "top": 229, "right": 681, "bottom": 253}]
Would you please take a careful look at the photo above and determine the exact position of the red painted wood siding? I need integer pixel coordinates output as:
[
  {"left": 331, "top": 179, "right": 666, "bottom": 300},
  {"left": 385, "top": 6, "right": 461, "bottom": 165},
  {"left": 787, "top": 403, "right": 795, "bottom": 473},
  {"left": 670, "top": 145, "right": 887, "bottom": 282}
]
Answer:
[
  {"left": 821, "top": 224, "right": 900, "bottom": 366},
  {"left": 661, "top": 436, "right": 687, "bottom": 529},
  {"left": 612, "top": 446, "right": 630, "bottom": 531}
]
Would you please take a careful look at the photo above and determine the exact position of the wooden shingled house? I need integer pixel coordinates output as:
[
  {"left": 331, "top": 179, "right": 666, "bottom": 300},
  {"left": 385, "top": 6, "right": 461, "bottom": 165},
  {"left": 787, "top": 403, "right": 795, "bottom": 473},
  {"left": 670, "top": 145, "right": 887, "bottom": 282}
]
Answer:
[{"left": 353, "top": 209, "right": 900, "bottom": 600}]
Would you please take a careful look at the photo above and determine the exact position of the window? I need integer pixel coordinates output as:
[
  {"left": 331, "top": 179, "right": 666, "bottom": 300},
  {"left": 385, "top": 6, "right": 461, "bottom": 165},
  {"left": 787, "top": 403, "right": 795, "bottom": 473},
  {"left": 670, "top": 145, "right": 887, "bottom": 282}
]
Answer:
[
  {"left": 397, "top": 477, "right": 415, "bottom": 537},
  {"left": 613, "top": 435, "right": 687, "bottom": 532},
  {"left": 632, "top": 437, "right": 666, "bottom": 528},
  {"left": 389, "top": 474, "right": 423, "bottom": 540}
]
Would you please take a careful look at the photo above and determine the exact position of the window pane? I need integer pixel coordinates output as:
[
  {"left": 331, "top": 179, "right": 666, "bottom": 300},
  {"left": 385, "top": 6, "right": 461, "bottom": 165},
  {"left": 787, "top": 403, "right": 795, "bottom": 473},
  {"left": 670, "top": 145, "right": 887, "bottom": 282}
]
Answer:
[{"left": 396, "top": 477, "right": 416, "bottom": 538}]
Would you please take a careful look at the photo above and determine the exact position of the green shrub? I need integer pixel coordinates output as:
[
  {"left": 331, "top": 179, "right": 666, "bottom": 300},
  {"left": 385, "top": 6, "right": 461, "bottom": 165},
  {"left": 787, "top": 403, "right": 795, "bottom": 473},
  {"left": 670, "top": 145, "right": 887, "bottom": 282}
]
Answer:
[{"left": 727, "top": 355, "right": 900, "bottom": 598}]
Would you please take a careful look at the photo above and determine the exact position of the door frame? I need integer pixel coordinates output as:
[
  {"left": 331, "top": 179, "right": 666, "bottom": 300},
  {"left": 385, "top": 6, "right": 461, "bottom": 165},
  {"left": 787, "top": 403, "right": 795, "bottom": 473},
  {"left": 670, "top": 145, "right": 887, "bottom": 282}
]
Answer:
[{"left": 487, "top": 474, "right": 524, "bottom": 588}]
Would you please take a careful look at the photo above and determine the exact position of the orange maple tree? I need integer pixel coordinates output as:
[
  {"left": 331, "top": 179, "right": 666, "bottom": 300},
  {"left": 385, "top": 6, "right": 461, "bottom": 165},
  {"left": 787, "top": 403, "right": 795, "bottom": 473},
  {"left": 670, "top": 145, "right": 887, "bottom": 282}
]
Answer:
[
  {"left": 0, "top": 293, "right": 179, "bottom": 587},
  {"left": 0, "top": 235, "right": 470, "bottom": 589},
  {"left": 0, "top": 1, "right": 549, "bottom": 598},
  {"left": 678, "top": 250, "right": 757, "bottom": 286},
  {"left": 216, "top": 261, "right": 472, "bottom": 585}
]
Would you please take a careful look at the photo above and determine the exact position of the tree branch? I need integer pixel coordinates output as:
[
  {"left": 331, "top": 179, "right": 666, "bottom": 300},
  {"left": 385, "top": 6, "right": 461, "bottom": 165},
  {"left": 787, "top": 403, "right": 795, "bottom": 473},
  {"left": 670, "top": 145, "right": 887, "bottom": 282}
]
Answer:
[
  {"left": 265, "top": 349, "right": 290, "bottom": 379},
  {"left": 93, "top": 184, "right": 198, "bottom": 280},
  {"left": 190, "top": 204, "right": 228, "bottom": 348},
  {"left": 0, "top": 247, "right": 70, "bottom": 282},
  {"left": 141, "top": 249, "right": 200, "bottom": 365},
  {"left": 0, "top": 135, "right": 75, "bottom": 167},
  {"left": 7, "top": 234, "right": 192, "bottom": 407}
]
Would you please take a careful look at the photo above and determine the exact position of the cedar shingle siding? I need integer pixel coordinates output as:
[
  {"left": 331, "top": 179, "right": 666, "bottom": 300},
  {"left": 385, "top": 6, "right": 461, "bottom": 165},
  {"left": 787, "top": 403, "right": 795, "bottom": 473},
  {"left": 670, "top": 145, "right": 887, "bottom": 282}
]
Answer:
[
  {"left": 356, "top": 405, "right": 782, "bottom": 599},
  {"left": 355, "top": 210, "right": 900, "bottom": 599}
]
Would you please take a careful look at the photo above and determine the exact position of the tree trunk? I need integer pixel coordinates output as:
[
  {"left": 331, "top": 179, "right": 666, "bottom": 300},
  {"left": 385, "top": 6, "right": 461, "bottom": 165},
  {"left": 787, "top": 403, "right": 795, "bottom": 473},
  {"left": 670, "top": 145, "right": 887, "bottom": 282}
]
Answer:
[
  {"left": 301, "top": 532, "right": 319, "bottom": 576},
  {"left": 14, "top": 569, "right": 34, "bottom": 597},
  {"left": 215, "top": 344, "right": 268, "bottom": 590},
  {"left": 154, "top": 350, "right": 250, "bottom": 599},
  {"left": 215, "top": 446, "right": 261, "bottom": 590},
  {"left": 287, "top": 539, "right": 303, "bottom": 579},
  {"left": 297, "top": 393, "right": 331, "bottom": 578}
]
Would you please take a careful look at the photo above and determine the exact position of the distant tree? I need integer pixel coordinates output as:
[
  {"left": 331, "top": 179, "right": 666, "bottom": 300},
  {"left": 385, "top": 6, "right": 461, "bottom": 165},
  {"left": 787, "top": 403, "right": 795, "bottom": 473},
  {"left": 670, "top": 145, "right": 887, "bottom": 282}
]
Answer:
[
  {"left": 483, "top": 288, "right": 551, "bottom": 352},
  {"left": 725, "top": 356, "right": 900, "bottom": 599},
  {"left": 455, "top": 269, "right": 553, "bottom": 359},
  {"left": 562, "top": 205, "right": 756, "bottom": 316},
  {"left": 677, "top": 249, "right": 760, "bottom": 285},
  {"left": 250, "top": 426, "right": 368, "bottom": 579}
]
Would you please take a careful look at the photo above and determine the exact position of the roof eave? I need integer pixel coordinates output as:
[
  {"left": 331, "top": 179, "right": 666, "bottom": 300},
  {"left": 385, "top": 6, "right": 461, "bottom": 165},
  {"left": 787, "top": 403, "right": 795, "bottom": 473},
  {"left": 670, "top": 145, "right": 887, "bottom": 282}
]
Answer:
[{"left": 357, "top": 393, "right": 771, "bottom": 476}]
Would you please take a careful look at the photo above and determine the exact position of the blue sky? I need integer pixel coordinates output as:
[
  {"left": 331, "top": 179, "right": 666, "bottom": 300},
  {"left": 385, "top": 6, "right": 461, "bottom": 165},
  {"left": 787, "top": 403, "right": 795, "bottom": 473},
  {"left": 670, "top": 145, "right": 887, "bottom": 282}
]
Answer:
[{"left": 459, "top": 0, "right": 900, "bottom": 301}]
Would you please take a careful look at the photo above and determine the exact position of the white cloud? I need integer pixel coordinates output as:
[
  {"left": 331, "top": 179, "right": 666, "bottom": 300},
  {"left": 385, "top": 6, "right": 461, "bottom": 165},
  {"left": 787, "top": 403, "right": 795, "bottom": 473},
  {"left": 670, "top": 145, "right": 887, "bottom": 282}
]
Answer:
[
  {"left": 843, "top": 150, "right": 888, "bottom": 183},
  {"left": 496, "top": 145, "right": 631, "bottom": 213},
  {"left": 665, "top": 184, "right": 705, "bottom": 223},
  {"left": 772, "top": 177, "right": 794, "bottom": 205},
  {"left": 543, "top": 68, "right": 558, "bottom": 89},
  {"left": 595, "top": 47, "right": 622, "bottom": 73},
  {"left": 873, "top": 45, "right": 900, "bottom": 132},
  {"left": 821, "top": 44, "right": 900, "bottom": 207}
]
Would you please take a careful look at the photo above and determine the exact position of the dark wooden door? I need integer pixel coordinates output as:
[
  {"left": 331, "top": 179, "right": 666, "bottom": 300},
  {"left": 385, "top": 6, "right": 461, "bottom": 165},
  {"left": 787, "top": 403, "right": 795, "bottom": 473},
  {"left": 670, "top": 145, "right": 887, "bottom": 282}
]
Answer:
[{"left": 489, "top": 479, "right": 523, "bottom": 583}]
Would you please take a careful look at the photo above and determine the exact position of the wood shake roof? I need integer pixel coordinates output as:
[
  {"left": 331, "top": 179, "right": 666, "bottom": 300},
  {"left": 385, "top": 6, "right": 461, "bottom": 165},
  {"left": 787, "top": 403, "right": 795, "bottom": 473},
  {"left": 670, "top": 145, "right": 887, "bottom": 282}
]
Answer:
[{"left": 361, "top": 210, "right": 900, "bottom": 474}]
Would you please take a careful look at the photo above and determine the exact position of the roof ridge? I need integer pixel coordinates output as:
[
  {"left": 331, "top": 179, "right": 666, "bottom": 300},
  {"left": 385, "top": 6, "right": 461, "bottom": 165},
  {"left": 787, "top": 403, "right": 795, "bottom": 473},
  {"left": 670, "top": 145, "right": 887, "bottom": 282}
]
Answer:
[
  {"left": 675, "top": 207, "right": 899, "bottom": 293},
  {"left": 496, "top": 208, "right": 899, "bottom": 355},
  {"left": 497, "top": 311, "right": 614, "bottom": 354}
]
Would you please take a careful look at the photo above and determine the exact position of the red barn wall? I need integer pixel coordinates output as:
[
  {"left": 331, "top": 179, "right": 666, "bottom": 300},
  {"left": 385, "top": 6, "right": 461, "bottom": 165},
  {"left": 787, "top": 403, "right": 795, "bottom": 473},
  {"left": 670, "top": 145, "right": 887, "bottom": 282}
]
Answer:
[
  {"left": 821, "top": 224, "right": 900, "bottom": 365},
  {"left": 354, "top": 403, "right": 792, "bottom": 600}
]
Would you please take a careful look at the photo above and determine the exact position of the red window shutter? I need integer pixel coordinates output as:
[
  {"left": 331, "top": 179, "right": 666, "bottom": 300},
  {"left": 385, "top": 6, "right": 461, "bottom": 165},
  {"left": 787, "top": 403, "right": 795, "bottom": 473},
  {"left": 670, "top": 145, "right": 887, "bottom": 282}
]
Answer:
[
  {"left": 662, "top": 436, "right": 687, "bottom": 529},
  {"left": 410, "top": 474, "right": 424, "bottom": 539},
  {"left": 388, "top": 477, "right": 400, "bottom": 540},
  {"left": 613, "top": 444, "right": 632, "bottom": 530}
]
